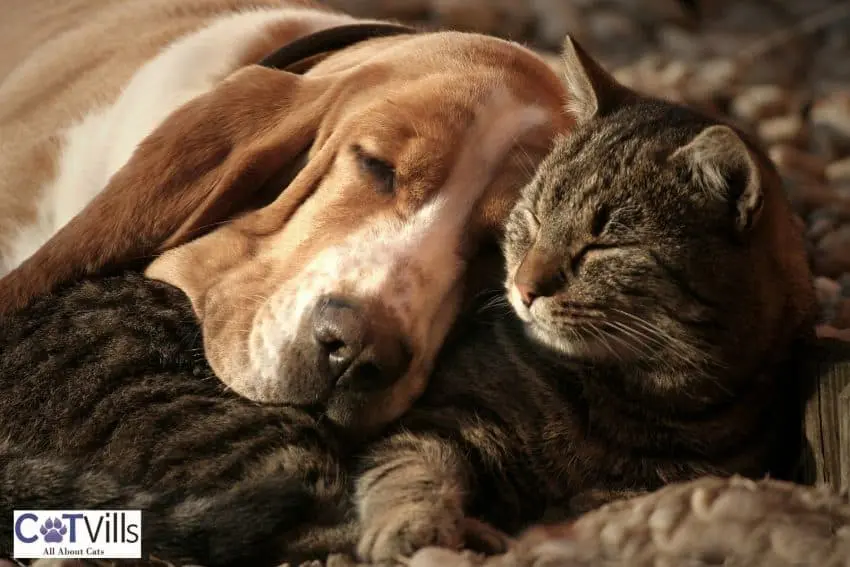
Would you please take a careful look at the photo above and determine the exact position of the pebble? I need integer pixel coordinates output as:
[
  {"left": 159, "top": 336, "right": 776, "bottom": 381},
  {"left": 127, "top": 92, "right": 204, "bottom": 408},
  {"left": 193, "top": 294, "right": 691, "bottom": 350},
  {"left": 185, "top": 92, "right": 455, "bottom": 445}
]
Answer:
[
  {"left": 807, "top": 209, "right": 839, "bottom": 243},
  {"left": 612, "top": 55, "right": 668, "bottom": 94},
  {"left": 731, "top": 84, "right": 793, "bottom": 123},
  {"left": 826, "top": 157, "right": 850, "bottom": 184},
  {"left": 688, "top": 58, "right": 739, "bottom": 101},
  {"left": 431, "top": 0, "right": 501, "bottom": 34},
  {"left": 827, "top": 200, "right": 850, "bottom": 221},
  {"left": 656, "top": 60, "right": 692, "bottom": 91},
  {"left": 810, "top": 125, "right": 850, "bottom": 164},
  {"left": 586, "top": 9, "right": 645, "bottom": 50},
  {"left": 758, "top": 114, "right": 808, "bottom": 148},
  {"left": 701, "top": 30, "right": 756, "bottom": 60},
  {"left": 657, "top": 26, "right": 704, "bottom": 60},
  {"left": 323, "top": 0, "right": 428, "bottom": 19},
  {"left": 496, "top": 0, "right": 537, "bottom": 39},
  {"left": 633, "top": 0, "right": 697, "bottom": 26},
  {"left": 833, "top": 299, "right": 850, "bottom": 328},
  {"left": 838, "top": 273, "right": 850, "bottom": 297},
  {"left": 817, "top": 324, "right": 850, "bottom": 340},
  {"left": 809, "top": 92, "right": 850, "bottom": 160},
  {"left": 768, "top": 145, "right": 828, "bottom": 182},
  {"left": 612, "top": 66, "right": 641, "bottom": 90},
  {"left": 815, "top": 276, "right": 842, "bottom": 309},
  {"left": 379, "top": 0, "right": 430, "bottom": 20},
  {"left": 787, "top": 181, "right": 840, "bottom": 217},
  {"left": 813, "top": 225, "right": 850, "bottom": 278},
  {"left": 835, "top": 185, "right": 850, "bottom": 201},
  {"left": 531, "top": 0, "right": 587, "bottom": 47}
]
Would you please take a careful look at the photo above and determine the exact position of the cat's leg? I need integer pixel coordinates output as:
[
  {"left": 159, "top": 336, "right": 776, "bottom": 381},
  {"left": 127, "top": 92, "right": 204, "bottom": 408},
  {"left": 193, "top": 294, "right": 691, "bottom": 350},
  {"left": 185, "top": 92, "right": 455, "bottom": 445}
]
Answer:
[
  {"left": 355, "top": 430, "right": 470, "bottom": 562},
  {"left": 354, "top": 407, "right": 543, "bottom": 563}
]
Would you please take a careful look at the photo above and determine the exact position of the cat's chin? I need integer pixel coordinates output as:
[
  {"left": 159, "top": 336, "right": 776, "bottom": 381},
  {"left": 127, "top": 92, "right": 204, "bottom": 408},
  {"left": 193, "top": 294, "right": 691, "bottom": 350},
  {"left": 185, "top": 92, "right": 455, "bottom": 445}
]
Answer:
[{"left": 524, "top": 321, "right": 638, "bottom": 363}]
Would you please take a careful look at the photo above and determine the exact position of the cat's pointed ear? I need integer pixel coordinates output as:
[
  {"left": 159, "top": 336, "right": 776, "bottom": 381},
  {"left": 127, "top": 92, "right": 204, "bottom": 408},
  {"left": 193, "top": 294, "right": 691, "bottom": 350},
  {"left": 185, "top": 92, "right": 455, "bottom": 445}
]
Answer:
[
  {"left": 672, "top": 125, "right": 764, "bottom": 232},
  {"left": 560, "top": 35, "right": 632, "bottom": 123}
]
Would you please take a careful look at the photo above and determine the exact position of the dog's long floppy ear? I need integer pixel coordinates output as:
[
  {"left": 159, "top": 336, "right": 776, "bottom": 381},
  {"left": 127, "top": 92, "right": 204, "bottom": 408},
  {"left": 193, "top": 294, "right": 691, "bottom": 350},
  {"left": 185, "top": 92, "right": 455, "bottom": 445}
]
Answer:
[{"left": 0, "top": 65, "right": 336, "bottom": 316}]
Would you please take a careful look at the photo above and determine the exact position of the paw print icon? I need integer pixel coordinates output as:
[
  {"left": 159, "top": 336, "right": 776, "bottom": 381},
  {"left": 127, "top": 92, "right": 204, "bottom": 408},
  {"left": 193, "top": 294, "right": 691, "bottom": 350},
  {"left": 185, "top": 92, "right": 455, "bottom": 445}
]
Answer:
[{"left": 40, "top": 517, "right": 68, "bottom": 543}]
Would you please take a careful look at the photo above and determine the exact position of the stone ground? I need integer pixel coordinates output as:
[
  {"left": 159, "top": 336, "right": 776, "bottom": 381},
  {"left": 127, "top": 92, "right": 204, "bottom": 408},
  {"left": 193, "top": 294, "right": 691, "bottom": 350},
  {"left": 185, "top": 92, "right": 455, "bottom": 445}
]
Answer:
[
  {"left": 326, "top": 0, "right": 850, "bottom": 340},
  {"left": 6, "top": 2, "right": 850, "bottom": 566}
]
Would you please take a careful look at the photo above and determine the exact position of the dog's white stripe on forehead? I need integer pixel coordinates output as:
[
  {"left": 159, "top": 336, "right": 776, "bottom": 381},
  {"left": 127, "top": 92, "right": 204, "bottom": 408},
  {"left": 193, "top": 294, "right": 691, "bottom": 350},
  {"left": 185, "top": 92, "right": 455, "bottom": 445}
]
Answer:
[{"left": 367, "top": 88, "right": 549, "bottom": 291}]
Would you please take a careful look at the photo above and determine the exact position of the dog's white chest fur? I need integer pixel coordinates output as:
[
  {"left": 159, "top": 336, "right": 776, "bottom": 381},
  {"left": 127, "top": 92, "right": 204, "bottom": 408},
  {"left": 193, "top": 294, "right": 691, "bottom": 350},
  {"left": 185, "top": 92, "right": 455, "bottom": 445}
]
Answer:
[{"left": 0, "top": 7, "right": 353, "bottom": 276}]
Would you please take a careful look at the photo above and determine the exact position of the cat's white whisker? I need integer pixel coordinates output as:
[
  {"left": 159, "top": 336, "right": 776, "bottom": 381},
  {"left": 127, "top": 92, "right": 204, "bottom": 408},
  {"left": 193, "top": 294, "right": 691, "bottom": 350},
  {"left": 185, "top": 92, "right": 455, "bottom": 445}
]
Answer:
[
  {"left": 599, "top": 321, "right": 646, "bottom": 360},
  {"left": 475, "top": 295, "right": 512, "bottom": 317},
  {"left": 609, "top": 309, "right": 710, "bottom": 372},
  {"left": 587, "top": 322, "right": 623, "bottom": 362}
]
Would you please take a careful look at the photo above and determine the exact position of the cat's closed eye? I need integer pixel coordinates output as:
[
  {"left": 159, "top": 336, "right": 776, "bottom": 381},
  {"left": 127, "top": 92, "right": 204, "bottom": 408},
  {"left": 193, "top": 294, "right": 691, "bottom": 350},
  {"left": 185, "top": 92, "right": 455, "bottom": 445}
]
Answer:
[{"left": 570, "top": 242, "right": 618, "bottom": 272}]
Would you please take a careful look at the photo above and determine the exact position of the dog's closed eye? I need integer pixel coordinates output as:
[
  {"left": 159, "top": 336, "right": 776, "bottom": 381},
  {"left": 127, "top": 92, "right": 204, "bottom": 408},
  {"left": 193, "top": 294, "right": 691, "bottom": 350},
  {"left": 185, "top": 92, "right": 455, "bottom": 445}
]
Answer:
[{"left": 352, "top": 144, "right": 395, "bottom": 195}]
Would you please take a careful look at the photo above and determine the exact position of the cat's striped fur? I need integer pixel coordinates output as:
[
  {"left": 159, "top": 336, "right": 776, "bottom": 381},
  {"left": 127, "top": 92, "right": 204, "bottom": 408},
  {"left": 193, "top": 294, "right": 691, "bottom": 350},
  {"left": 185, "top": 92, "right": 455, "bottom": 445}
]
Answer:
[
  {"left": 0, "top": 275, "right": 355, "bottom": 565},
  {"left": 352, "top": 42, "right": 816, "bottom": 561}
]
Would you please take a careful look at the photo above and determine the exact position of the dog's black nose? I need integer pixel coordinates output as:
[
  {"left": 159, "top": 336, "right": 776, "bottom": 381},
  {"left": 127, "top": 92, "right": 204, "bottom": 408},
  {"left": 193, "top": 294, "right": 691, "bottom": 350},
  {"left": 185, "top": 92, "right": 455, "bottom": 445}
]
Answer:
[{"left": 312, "top": 295, "right": 412, "bottom": 391}]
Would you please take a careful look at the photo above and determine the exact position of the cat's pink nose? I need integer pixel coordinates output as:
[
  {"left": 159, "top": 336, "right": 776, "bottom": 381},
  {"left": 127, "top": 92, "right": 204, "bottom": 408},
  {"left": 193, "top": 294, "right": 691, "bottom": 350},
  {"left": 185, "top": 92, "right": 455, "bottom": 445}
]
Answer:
[{"left": 516, "top": 282, "right": 538, "bottom": 307}]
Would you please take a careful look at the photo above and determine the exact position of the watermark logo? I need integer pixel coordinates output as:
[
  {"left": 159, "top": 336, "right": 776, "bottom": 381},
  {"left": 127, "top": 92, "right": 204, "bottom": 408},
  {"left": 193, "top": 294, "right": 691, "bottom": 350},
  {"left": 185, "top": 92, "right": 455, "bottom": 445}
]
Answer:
[
  {"left": 13, "top": 510, "right": 141, "bottom": 559},
  {"left": 39, "top": 518, "right": 67, "bottom": 543}
]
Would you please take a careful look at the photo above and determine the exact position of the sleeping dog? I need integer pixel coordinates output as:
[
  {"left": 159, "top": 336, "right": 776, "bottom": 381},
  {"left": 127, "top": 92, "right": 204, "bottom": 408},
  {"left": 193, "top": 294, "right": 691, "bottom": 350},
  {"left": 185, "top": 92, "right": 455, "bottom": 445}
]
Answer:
[{"left": 0, "top": 0, "right": 575, "bottom": 436}]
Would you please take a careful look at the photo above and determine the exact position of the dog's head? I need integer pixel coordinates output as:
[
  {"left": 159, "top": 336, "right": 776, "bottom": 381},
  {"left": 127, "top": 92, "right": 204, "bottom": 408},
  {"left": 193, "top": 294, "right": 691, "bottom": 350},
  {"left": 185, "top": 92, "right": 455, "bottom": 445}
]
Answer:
[{"left": 0, "top": 32, "right": 573, "bottom": 436}]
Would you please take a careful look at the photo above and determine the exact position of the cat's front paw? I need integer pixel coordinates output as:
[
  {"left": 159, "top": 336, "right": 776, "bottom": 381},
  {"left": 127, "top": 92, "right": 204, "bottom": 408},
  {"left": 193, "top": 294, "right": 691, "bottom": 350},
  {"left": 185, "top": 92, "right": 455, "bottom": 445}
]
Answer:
[{"left": 357, "top": 502, "right": 464, "bottom": 563}]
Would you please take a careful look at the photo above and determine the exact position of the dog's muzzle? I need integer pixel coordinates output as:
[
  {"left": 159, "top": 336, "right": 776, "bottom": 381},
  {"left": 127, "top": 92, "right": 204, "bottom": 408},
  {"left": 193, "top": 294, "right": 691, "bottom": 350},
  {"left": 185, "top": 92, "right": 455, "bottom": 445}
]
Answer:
[
  {"left": 311, "top": 294, "right": 412, "bottom": 393},
  {"left": 277, "top": 294, "right": 412, "bottom": 411}
]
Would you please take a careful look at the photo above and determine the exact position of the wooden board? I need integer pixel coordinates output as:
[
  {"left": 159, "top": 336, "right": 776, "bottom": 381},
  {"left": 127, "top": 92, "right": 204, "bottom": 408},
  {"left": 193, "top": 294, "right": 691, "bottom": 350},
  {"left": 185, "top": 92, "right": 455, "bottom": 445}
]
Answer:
[{"left": 799, "top": 336, "right": 850, "bottom": 491}]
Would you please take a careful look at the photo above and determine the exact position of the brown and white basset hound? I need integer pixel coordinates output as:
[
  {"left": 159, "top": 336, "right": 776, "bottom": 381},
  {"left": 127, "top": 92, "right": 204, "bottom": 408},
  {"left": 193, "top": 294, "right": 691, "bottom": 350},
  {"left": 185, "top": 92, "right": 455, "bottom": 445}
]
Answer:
[{"left": 0, "top": 0, "right": 575, "bottom": 436}]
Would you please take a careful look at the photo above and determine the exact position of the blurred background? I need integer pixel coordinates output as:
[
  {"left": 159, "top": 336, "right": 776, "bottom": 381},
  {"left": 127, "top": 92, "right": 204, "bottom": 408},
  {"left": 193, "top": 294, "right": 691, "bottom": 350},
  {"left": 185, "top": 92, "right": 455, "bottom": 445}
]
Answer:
[
  {"left": 323, "top": 0, "right": 850, "bottom": 89},
  {"left": 326, "top": 0, "right": 850, "bottom": 335}
]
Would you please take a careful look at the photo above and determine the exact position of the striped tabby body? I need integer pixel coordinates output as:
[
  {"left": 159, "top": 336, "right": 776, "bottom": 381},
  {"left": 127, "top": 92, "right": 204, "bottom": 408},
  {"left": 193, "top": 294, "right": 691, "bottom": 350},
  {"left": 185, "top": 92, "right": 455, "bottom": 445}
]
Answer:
[{"left": 0, "top": 275, "right": 354, "bottom": 566}]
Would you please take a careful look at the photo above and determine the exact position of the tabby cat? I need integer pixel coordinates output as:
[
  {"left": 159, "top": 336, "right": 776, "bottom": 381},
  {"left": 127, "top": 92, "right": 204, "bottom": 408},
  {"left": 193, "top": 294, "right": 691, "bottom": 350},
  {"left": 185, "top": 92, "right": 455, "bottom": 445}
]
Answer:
[
  {"left": 0, "top": 275, "right": 356, "bottom": 565},
  {"left": 353, "top": 39, "right": 816, "bottom": 561},
  {"left": 0, "top": 39, "right": 815, "bottom": 566}
]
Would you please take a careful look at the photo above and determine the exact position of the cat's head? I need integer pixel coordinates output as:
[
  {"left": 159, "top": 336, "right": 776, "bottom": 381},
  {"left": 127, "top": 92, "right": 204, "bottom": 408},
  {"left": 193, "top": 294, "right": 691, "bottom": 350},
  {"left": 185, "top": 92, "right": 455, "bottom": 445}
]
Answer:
[{"left": 504, "top": 38, "right": 815, "bottom": 389}]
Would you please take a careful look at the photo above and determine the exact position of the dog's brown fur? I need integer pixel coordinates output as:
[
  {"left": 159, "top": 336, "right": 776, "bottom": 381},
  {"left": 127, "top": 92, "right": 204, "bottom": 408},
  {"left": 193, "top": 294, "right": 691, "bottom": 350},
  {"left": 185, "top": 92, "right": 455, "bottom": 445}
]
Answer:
[
  {"left": 0, "top": 0, "right": 325, "bottom": 251},
  {"left": 0, "top": 1, "right": 572, "bottom": 434}
]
